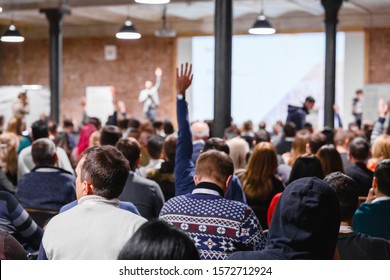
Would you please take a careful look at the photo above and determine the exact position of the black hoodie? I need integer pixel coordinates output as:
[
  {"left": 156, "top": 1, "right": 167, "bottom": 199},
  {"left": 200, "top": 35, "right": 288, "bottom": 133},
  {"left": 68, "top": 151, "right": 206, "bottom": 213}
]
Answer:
[{"left": 228, "top": 177, "right": 340, "bottom": 259}]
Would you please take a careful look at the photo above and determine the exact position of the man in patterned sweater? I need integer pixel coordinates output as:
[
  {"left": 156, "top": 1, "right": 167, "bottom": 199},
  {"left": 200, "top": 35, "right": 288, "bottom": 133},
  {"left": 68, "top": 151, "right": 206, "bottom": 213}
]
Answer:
[{"left": 160, "top": 148, "right": 266, "bottom": 260}]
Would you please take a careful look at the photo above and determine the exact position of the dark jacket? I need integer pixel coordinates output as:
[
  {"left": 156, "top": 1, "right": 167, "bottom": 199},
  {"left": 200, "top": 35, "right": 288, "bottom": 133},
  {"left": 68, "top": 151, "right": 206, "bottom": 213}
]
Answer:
[
  {"left": 174, "top": 98, "right": 247, "bottom": 203},
  {"left": 346, "top": 162, "right": 373, "bottom": 197},
  {"left": 286, "top": 105, "right": 308, "bottom": 131},
  {"left": 228, "top": 177, "right": 340, "bottom": 259}
]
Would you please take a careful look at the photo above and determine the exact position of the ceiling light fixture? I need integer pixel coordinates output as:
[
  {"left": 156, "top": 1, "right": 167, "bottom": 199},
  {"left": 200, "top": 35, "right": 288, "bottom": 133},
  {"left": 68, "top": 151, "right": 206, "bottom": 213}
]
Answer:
[
  {"left": 1, "top": 23, "right": 25, "bottom": 43},
  {"left": 135, "top": 0, "right": 170, "bottom": 4},
  {"left": 155, "top": 6, "right": 176, "bottom": 38},
  {"left": 249, "top": 0, "right": 276, "bottom": 35},
  {"left": 116, "top": 5, "right": 141, "bottom": 40}
]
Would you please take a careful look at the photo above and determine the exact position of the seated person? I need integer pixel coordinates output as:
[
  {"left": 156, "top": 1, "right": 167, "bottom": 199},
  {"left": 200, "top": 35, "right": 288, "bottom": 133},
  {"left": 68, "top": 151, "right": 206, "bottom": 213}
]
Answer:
[
  {"left": 353, "top": 159, "right": 390, "bottom": 240},
  {"left": 325, "top": 172, "right": 390, "bottom": 259},
  {"left": 17, "top": 139, "right": 76, "bottom": 211},
  {"left": 116, "top": 138, "right": 165, "bottom": 220},
  {"left": 160, "top": 150, "right": 266, "bottom": 260},
  {"left": 118, "top": 220, "right": 199, "bottom": 260},
  {"left": 0, "top": 191, "right": 43, "bottom": 251},
  {"left": 38, "top": 146, "right": 147, "bottom": 259},
  {"left": 228, "top": 177, "right": 340, "bottom": 260}
]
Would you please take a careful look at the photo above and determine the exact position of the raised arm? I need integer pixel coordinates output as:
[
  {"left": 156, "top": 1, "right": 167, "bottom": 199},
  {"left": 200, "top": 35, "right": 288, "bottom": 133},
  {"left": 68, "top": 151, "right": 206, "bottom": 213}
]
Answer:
[
  {"left": 154, "top": 67, "right": 162, "bottom": 91},
  {"left": 174, "top": 63, "right": 196, "bottom": 196},
  {"left": 371, "top": 98, "right": 388, "bottom": 144}
]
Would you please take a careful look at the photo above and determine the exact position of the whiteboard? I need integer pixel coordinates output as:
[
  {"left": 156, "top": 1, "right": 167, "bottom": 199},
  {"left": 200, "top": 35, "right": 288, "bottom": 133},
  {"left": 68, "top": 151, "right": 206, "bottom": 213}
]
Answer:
[
  {"left": 85, "top": 86, "right": 115, "bottom": 125},
  {"left": 363, "top": 84, "right": 390, "bottom": 126},
  {"left": 0, "top": 86, "right": 50, "bottom": 127}
]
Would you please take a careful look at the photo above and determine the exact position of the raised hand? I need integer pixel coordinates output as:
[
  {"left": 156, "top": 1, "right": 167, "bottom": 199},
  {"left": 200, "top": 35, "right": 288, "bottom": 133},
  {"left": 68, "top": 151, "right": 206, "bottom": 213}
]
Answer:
[
  {"left": 378, "top": 97, "right": 389, "bottom": 118},
  {"left": 155, "top": 67, "right": 162, "bottom": 77},
  {"left": 176, "top": 63, "right": 193, "bottom": 97}
]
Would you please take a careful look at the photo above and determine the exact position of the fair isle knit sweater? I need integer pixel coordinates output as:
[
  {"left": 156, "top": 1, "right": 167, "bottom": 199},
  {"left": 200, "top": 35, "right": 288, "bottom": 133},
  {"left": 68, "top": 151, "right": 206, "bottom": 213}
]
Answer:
[{"left": 160, "top": 182, "right": 266, "bottom": 260}]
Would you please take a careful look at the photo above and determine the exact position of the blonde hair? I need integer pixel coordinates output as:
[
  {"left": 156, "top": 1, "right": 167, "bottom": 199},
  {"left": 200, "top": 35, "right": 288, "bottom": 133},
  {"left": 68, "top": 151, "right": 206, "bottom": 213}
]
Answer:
[
  {"left": 242, "top": 142, "right": 277, "bottom": 201},
  {"left": 0, "top": 132, "right": 19, "bottom": 176},
  {"left": 226, "top": 137, "right": 249, "bottom": 171},
  {"left": 288, "top": 135, "right": 309, "bottom": 166},
  {"left": 6, "top": 117, "right": 23, "bottom": 135},
  {"left": 372, "top": 135, "right": 390, "bottom": 161}
]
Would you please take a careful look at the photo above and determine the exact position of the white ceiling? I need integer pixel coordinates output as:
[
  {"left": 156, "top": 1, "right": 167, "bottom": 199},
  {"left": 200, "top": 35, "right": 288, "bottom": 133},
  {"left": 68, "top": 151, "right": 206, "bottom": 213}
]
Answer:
[{"left": 1, "top": 0, "right": 390, "bottom": 38}]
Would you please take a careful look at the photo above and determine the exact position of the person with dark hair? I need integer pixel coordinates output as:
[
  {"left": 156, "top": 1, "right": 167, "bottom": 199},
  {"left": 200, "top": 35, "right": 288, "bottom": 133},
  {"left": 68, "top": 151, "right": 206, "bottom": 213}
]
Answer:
[
  {"left": 267, "top": 154, "right": 325, "bottom": 227},
  {"left": 308, "top": 132, "right": 327, "bottom": 154},
  {"left": 316, "top": 144, "right": 345, "bottom": 176},
  {"left": 116, "top": 138, "right": 165, "bottom": 220},
  {"left": 353, "top": 159, "right": 390, "bottom": 239},
  {"left": 137, "top": 135, "right": 164, "bottom": 177},
  {"left": 275, "top": 122, "right": 296, "bottom": 155},
  {"left": 324, "top": 172, "right": 390, "bottom": 259},
  {"left": 346, "top": 137, "right": 373, "bottom": 196},
  {"left": 286, "top": 96, "right": 315, "bottom": 131},
  {"left": 288, "top": 154, "right": 324, "bottom": 184},
  {"left": 352, "top": 89, "right": 364, "bottom": 129},
  {"left": 147, "top": 135, "right": 177, "bottom": 201},
  {"left": 0, "top": 191, "right": 43, "bottom": 252},
  {"left": 163, "top": 120, "right": 174, "bottom": 136},
  {"left": 174, "top": 63, "right": 245, "bottom": 203},
  {"left": 118, "top": 220, "right": 199, "bottom": 260},
  {"left": 160, "top": 150, "right": 265, "bottom": 260},
  {"left": 100, "top": 125, "right": 122, "bottom": 146},
  {"left": 38, "top": 146, "right": 146, "bottom": 259},
  {"left": 254, "top": 129, "right": 271, "bottom": 144},
  {"left": 228, "top": 177, "right": 340, "bottom": 260},
  {"left": 18, "top": 120, "right": 74, "bottom": 180},
  {"left": 16, "top": 139, "right": 76, "bottom": 211}
]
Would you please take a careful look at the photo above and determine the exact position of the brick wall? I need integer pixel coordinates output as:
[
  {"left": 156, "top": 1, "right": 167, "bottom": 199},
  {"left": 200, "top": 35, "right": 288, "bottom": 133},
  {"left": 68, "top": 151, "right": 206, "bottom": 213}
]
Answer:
[
  {"left": 367, "top": 28, "right": 390, "bottom": 83},
  {"left": 0, "top": 36, "right": 176, "bottom": 124}
]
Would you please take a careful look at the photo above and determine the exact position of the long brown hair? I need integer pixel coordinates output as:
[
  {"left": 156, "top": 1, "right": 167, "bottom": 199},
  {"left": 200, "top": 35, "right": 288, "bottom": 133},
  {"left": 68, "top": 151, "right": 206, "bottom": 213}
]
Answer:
[
  {"left": 316, "top": 145, "right": 345, "bottom": 176},
  {"left": 242, "top": 142, "right": 277, "bottom": 201}
]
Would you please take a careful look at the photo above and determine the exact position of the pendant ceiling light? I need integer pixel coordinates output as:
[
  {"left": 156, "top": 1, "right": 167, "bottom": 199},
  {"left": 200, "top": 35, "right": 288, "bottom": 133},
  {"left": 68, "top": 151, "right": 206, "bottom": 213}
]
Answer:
[
  {"left": 116, "top": 18, "right": 141, "bottom": 39},
  {"left": 135, "top": 0, "right": 170, "bottom": 4},
  {"left": 248, "top": 0, "right": 275, "bottom": 35},
  {"left": 1, "top": 23, "right": 25, "bottom": 43}
]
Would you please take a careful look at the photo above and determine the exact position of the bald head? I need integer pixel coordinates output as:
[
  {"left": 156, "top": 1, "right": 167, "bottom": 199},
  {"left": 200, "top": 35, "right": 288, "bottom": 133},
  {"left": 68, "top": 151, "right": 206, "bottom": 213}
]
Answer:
[{"left": 191, "top": 122, "right": 209, "bottom": 141}]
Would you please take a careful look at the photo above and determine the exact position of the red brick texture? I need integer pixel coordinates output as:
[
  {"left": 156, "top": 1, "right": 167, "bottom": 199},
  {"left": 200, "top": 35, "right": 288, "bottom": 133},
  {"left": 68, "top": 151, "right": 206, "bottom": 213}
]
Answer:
[
  {"left": 0, "top": 36, "right": 176, "bottom": 124},
  {"left": 367, "top": 28, "right": 390, "bottom": 83}
]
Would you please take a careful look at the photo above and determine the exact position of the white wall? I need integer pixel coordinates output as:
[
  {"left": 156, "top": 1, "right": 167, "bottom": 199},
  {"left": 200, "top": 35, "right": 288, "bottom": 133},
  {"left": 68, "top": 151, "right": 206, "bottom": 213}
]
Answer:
[
  {"left": 343, "top": 32, "right": 365, "bottom": 126},
  {"left": 177, "top": 37, "right": 194, "bottom": 119}
]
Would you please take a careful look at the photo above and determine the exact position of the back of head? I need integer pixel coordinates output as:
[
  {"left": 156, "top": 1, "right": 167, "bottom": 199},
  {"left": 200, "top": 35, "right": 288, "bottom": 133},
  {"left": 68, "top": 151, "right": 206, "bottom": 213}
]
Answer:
[
  {"left": 163, "top": 120, "right": 174, "bottom": 136},
  {"left": 349, "top": 137, "right": 370, "bottom": 161},
  {"left": 32, "top": 138, "right": 56, "bottom": 166},
  {"left": 115, "top": 138, "right": 141, "bottom": 171},
  {"left": 242, "top": 120, "right": 253, "bottom": 132},
  {"left": 203, "top": 137, "right": 230, "bottom": 155},
  {"left": 223, "top": 125, "right": 240, "bottom": 140},
  {"left": 375, "top": 159, "right": 390, "bottom": 196},
  {"left": 226, "top": 137, "right": 249, "bottom": 170},
  {"left": 191, "top": 121, "right": 210, "bottom": 140},
  {"left": 268, "top": 177, "right": 340, "bottom": 259},
  {"left": 81, "top": 145, "right": 130, "bottom": 199},
  {"left": 196, "top": 149, "right": 234, "bottom": 187},
  {"left": 372, "top": 135, "right": 390, "bottom": 160},
  {"left": 333, "top": 129, "right": 353, "bottom": 147},
  {"left": 6, "top": 117, "right": 22, "bottom": 135},
  {"left": 254, "top": 129, "right": 271, "bottom": 144},
  {"left": 163, "top": 135, "right": 177, "bottom": 162},
  {"left": 100, "top": 125, "right": 122, "bottom": 146},
  {"left": 284, "top": 122, "right": 296, "bottom": 138},
  {"left": 118, "top": 220, "right": 199, "bottom": 260},
  {"left": 88, "top": 117, "right": 101, "bottom": 130},
  {"left": 309, "top": 132, "right": 327, "bottom": 154},
  {"left": 243, "top": 142, "right": 278, "bottom": 200},
  {"left": 146, "top": 135, "right": 164, "bottom": 159},
  {"left": 324, "top": 172, "right": 359, "bottom": 221},
  {"left": 316, "top": 145, "right": 344, "bottom": 176},
  {"left": 31, "top": 120, "right": 49, "bottom": 140},
  {"left": 288, "top": 155, "right": 324, "bottom": 184}
]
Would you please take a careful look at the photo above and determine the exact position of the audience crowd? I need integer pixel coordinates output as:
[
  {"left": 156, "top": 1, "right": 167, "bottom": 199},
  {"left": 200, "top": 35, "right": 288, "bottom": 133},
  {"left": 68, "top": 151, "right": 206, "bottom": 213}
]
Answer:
[{"left": 0, "top": 63, "right": 389, "bottom": 260}]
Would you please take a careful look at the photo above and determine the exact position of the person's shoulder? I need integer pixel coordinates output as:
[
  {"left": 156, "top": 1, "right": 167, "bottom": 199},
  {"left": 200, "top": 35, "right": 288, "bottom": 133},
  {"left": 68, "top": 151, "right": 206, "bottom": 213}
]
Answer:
[{"left": 132, "top": 173, "right": 160, "bottom": 188}]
